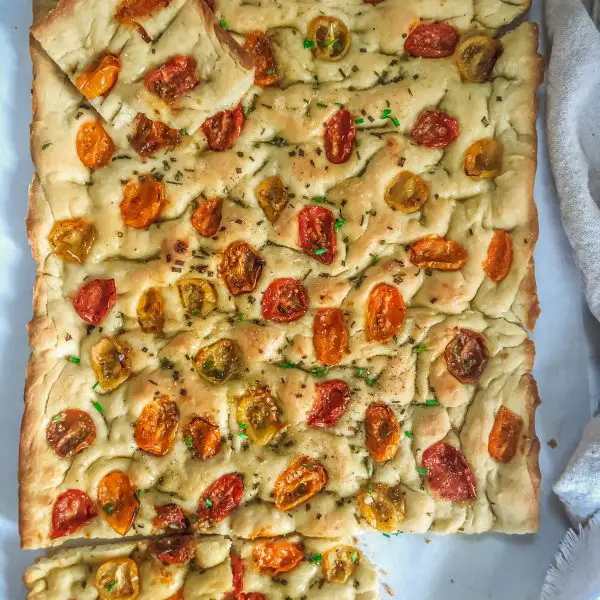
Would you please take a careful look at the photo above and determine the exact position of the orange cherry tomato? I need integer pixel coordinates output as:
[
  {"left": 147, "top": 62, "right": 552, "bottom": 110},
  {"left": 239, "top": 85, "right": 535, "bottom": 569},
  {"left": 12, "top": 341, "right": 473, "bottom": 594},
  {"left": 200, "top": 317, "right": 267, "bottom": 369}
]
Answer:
[
  {"left": 404, "top": 23, "right": 459, "bottom": 58},
  {"left": 457, "top": 35, "right": 503, "bottom": 83},
  {"left": 298, "top": 205, "right": 337, "bottom": 265},
  {"left": 422, "top": 441, "right": 476, "bottom": 501},
  {"left": 196, "top": 473, "right": 244, "bottom": 525},
  {"left": 313, "top": 308, "right": 348, "bottom": 365},
  {"left": 72, "top": 278, "right": 116, "bottom": 325},
  {"left": 411, "top": 110, "right": 459, "bottom": 149},
  {"left": 130, "top": 113, "right": 181, "bottom": 157},
  {"left": 261, "top": 278, "right": 309, "bottom": 323},
  {"left": 273, "top": 455, "right": 327, "bottom": 511},
  {"left": 366, "top": 283, "right": 406, "bottom": 343},
  {"left": 488, "top": 405, "right": 523, "bottom": 463},
  {"left": 76, "top": 121, "right": 114, "bottom": 169},
  {"left": 97, "top": 470, "right": 140, "bottom": 536},
  {"left": 76, "top": 55, "right": 121, "bottom": 100},
  {"left": 244, "top": 31, "right": 278, "bottom": 87},
  {"left": 120, "top": 175, "right": 165, "bottom": 228},
  {"left": 307, "top": 379, "right": 350, "bottom": 428},
  {"left": 137, "top": 287, "right": 164, "bottom": 334},
  {"left": 324, "top": 109, "right": 356, "bottom": 164},
  {"left": 144, "top": 55, "right": 199, "bottom": 102},
  {"left": 409, "top": 235, "right": 468, "bottom": 271},
  {"left": 444, "top": 328, "right": 489, "bottom": 384},
  {"left": 95, "top": 557, "right": 139, "bottom": 600},
  {"left": 149, "top": 534, "right": 195, "bottom": 565},
  {"left": 46, "top": 409, "right": 96, "bottom": 458},
  {"left": 183, "top": 416, "right": 221, "bottom": 459},
  {"left": 48, "top": 218, "right": 96, "bottom": 264},
  {"left": 201, "top": 104, "right": 245, "bottom": 151},
  {"left": 464, "top": 138, "right": 503, "bottom": 179},
  {"left": 365, "top": 403, "right": 400, "bottom": 462},
  {"left": 50, "top": 489, "right": 97, "bottom": 539},
  {"left": 191, "top": 197, "right": 223, "bottom": 237},
  {"left": 115, "top": 0, "right": 170, "bottom": 42},
  {"left": 152, "top": 503, "right": 189, "bottom": 532},
  {"left": 483, "top": 230, "right": 513, "bottom": 283},
  {"left": 384, "top": 171, "right": 429, "bottom": 213},
  {"left": 254, "top": 176, "right": 289, "bottom": 222},
  {"left": 252, "top": 540, "right": 304, "bottom": 576},
  {"left": 134, "top": 396, "right": 179, "bottom": 456},
  {"left": 220, "top": 241, "right": 264, "bottom": 296},
  {"left": 357, "top": 483, "right": 406, "bottom": 533}
]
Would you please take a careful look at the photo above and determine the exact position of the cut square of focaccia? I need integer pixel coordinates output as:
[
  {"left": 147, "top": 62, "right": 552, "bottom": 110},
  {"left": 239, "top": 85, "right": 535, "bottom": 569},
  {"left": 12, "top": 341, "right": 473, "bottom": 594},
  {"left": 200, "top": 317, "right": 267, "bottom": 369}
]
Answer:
[
  {"left": 24, "top": 534, "right": 380, "bottom": 599},
  {"left": 31, "top": 0, "right": 254, "bottom": 133}
]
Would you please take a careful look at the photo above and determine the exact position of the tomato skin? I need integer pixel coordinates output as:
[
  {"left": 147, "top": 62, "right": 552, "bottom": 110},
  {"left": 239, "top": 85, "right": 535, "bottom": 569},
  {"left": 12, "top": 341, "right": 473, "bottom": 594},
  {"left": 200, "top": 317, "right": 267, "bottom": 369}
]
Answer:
[
  {"left": 483, "top": 230, "right": 513, "bottom": 283},
  {"left": 144, "top": 55, "right": 199, "bottom": 101},
  {"left": 120, "top": 176, "right": 165, "bottom": 229},
  {"left": 130, "top": 113, "right": 181, "bottom": 157},
  {"left": 365, "top": 403, "right": 400, "bottom": 462},
  {"left": 298, "top": 205, "right": 336, "bottom": 265},
  {"left": 313, "top": 308, "right": 348, "bottom": 366},
  {"left": 324, "top": 109, "right": 356, "bottom": 164},
  {"left": 220, "top": 241, "right": 264, "bottom": 296},
  {"left": 409, "top": 235, "right": 468, "bottom": 271},
  {"left": 201, "top": 104, "right": 245, "bottom": 151},
  {"left": 183, "top": 416, "right": 221, "bottom": 459},
  {"left": 134, "top": 396, "right": 179, "bottom": 456},
  {"left": 273, "top": 456, "right": 327, "bottom": 511},
  {"left": 76, "top": 121, "right": 114, "bottom": 169},
  {"left": 411, "top": 110, "right": 459, "bottom": 149},
  {"left": 46, "top": 409, "right": 96, "bottom": 458},
  {"left": 252, "top": 540, "right": 304, "bottom": 576},
  {"left": 244, "top": 31, "right": 278, "bottom": 87},
  {"left": 404, "top": 23, "right": 459, "bottom": 58},
  {"left": 444, "top": 328, "right": 489, "bottom": 384},
  {"left": 149, "top": 534, "right": 195, "bottom": 565},
  {"left": 196, "top": 473, "right": 244, "bottom": 525},
  {"left": 366, "top": 283, "right": 406, "bottom": 343},
  {"left": 115, "top": 0, "right": 170, "bottom": 27},
  {"left": 422, "top": 441, "right": 477, "bottom": 501},
  {"left": 192, "top": 197, "right": 223, "bottom": 237},
  {"left": 76, "top": 55, "right": 120, "bottom": 100},
  {"left": 72, "top": 278, "right": 116, "bottom": 325},
  {"left": 488, "top": 406, "right": 523, "bottom": 463},
  {"left": 97, "top": 470, "right": 140, "bottom": 536},
  {"left": 307, "top": 380, "right": 350, "bottom": 428},
  {"left": 153, "top": 503, "right": 189, "bottom": 532},
  {"left": 50, "top": 489, "right": 97, "bottom": 539},
  {"left": 261, "top": 278, "right": 309, "bottom": 323}
]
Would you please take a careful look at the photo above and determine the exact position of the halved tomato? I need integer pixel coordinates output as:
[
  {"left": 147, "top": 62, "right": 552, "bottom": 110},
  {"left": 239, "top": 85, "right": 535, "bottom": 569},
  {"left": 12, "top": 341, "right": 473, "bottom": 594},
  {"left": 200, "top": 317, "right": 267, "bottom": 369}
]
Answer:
[
  {"left": 307, "top": 16, "right": 351, "bottom": 62},
  {"left": 488, "top": 406, "right": 523, "bottom": 463},
  {"left": 177, "top": 277, "right": 217, "bottom": 316},
  {"left": 421, "top": 441, "right": 476, "bottom": 501},
  {"left": 307, "top": 380, "right": 350, "bottom": 428},
  {"left": 134, "top": 396, "right": 179, "bottom": 456},
  {"left": 196, "top": 473, "right": 244, "bottom": 525},
  {"left": 324, "top": 109, "right": 356, "bottom": 164},
  {"left": 220, "top": 241, "right": 264, "bottom": 296},
  {"left": 411, "top": 110, "right": 459, "bottom": 149},
  {"left": 90, "top": 337, "right": 132, "bottom": 391},
  {"left": 236, "top": 385, "right": 285, "bottom": 446},
  {"left": 48, "top": 218, "right": 96, "bottom": 264},
  {"left": 457, "top": 35, "right": 503, "bottom": 83},
  {"left": 149, "top": 534, "right": 195, "bottom": 565},
  {"left": 95, "top": 557, "right": 139, "bottom": 600},
  {"left": 365, "top": 283, "right": 406, "bottom": 343},
  {"left": 46, "top": 409, "right": 96, "bottom": 458},
  {"left": 130, "top": 113, "right": 181, "bottom": 157},
  {"left": 483, "top": 230, "right": 512, "bottom": 283},
  {"left": 444, "top": 328, "right": 489, "bottom": 384},
  {"left": 322, "top": 545, "right": 361, "bottom": 584},
  {"left": 144, "top": 55, "right": 198, "bottom": 101},
  {"left": 254, "top": 176, "right": 289, "bottom": 222},
  {"left": 201, "top": 104, "right": 245, "bottom": 151},
  {"left": 298, "top": 205, "right": 336, "bottom": 265},
  {"left": 404, "top": 23, "right": 459, "bottom": 58},
  {"left": 50, "top": 489, "right": 97, "bottom": 539},
  {"left": 194, "top": 339, "right": 242, "bottom": 385},
  {"left": 120, "top": 175, "right": 165, "bottom": 229},
  {"left": 409, "top": 235, "right": 468, "bottom": 271},
  {"left": 261, "top": 278, "right": 309, "bottom": 323},
  {"left": 76, "top": 121, "right": 115, "bottom": 169},
  {"left": 357, "top": 483, "right": 405, "bottom": 533},
  {"left": 73, "top": 278, "right": 116, "bottom": 325},
  {"left": 183, "top": 416, "right": 221, "bottom": 459},
  {"left": 252, "top": 540, "right": 304, "bottom": 576},
  {"left": 97, "top": 470, "right": 140, "bottom": 536},
  {"left": 192, "top": 197, "right": 223, "bottom": 237},
  {"left": 244, "top": 31, "right": 278, "bottom": 87},
  {"left": 153, "top": 503, "right": 189, "bottom": 532},
  {"left": 273, "top": 455, "right": 327, "bottom": 511},
  {"left": 384, "top": 171, "right": 429, "bottom": 213},
  {"left": 76, "top": 55, "right": 120, "bottom": 100},
  {"left": 313, "top": 308, "right": 348, "bottom": 365},
  {"left": 464, "top": 138, "right": 503, "bottom": 179},
  {"left": 137, "top": 287, "right": 164, "bottom": 334},
  {"left": 365, "top": 403, "right": 400, "bottom": 462}
]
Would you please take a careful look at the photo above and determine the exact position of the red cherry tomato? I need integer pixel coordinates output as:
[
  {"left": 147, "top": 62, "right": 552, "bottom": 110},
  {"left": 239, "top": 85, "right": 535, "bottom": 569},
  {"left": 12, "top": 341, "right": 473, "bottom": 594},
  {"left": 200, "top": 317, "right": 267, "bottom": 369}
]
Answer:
[
  {"left": 411, "top": 110, "right": 459, "bottom": 149},
  {"left": 307, "top": 380, "right": 350, "bottom": 428},
  {"left": 149, "top": 534, "right": 195, "bottom": 565},
  {"left": 152, "top": 503, "right": 189, "bottom": 532},
  {"left": 324, "top": 109, "right": 356, "bottom": 164},
  {"left": 201, "top": 104, "right": 245, "bottom": 151},
  {"left": 51, "top": 489, "right": 97, "bottom": 539},
  {"left": 422, "top": 441, "right": 477, "bottom": 501},
  {"left": 261, "top": 278, "right": 309, "bottom": 323},
  {"left": 404, "top": 23, "right": 459, "bottom": 58},
  {"left": 144, "top": 55, "right": 199, "bottom": 102},
  {"left": 298, "top": 205, "right": 336, "bottom": 265},
  {"left": 196, "top": 473, "right": 244, "bottom": 524},
  {"left": 72, "top": 279, "right": 116, "bottom": 325}
]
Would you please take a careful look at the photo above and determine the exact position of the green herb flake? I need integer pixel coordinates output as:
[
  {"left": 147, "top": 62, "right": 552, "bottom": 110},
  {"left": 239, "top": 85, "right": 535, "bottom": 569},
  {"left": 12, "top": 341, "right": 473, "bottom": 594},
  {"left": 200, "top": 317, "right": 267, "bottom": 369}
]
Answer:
[
  {"left": 417, "top": 467, "right": 429, "bottom": 475},
  {"left": 424, "top": 399, "right": 440, "bottom": 407},
  {"left": 185, "top": 435, "right": 193, "bottom": 448},
  {"left": 92, "top": 382, "right": 100, "bottom": 390},
  {"left": 351, "top": 551, "right": 359, "bottom": 563},
  {"left": 413, "top": 343, "right": 428, "bottom": 354},
  {"left": 308, "top": 552, "right": 322, "bottom": 565},
  {"left": 392, "top": 334, "right": 399, "bottom": 344},
  {"left": 42, "top": 142, "right": 52, "bottom": 150},
  {"left": 354, "top": 118, "right": 365, "bottom": 124},
  {"left": 180, "top": 128, "right": 188, "bottom": 136},
  {"left": 91, "top": 401, "right": 104, "bottom": 415},
  {"left": 380, "top": 109, "right": 392, "bottom": 119},
  {"left": 367, "top": 485, "right": 373, "bottom": 495},
  {"left": 135, "top": 489, "right": 142, "bottom": 499},
  {"left": 316, "top": 102, "right": 327, "bottom": 108},
  {"left": 335, "top": 218, "right": 346, "bottom": 231},
  {"left": 391, "top": 117, "right": 400, "bottom": 127},
  {"left": 370, "top": 255, "right": 379, "bottom": 266},
  {"left": 303, "top": 39, "right": 315, "bottom": 48},
  {"left": 310, "top": 366, "right": 328, "bottom": 377},
  {"left": 365, "top": 377, "right": 377, "bottom": 387},
  {"left": 239, "top": 432, "right": 249, "bottom": 440},
  {"left": 102, "top": 503, "right": 116, "bottom": 516},
  {"left": 405, "top": 431, "right": 413, "bottom": 439},
  {"left": 313, "top": 196, "right": 326, "bottom": 203},
  {"left": 280, "top": 361, "right": 297, "bottom": 369},
  {"left": 67, "top": 355, "right": 80, "bottom": 364},
  {"left": 266, "top": 68, "right": 274, "bottom": 75},
  {"left": 219, "top": 19, "right": 228, "bottom": 29},
  {"left": 205, "top": 498, "right": 213, "bottom": 506},
  {"left": 356, "top": 368, "right": 365, "bottom": 377},
  {"left": 52, "top": 414, "right": 61, "bottom": 423},
  {"left": 382, "top": 532, "right": 391, "bottom": 538},
  {"left": 314, "top": 249, "right": 327, "bottom": 255},
  {"left": 106, "top": 581, "right": 117, "bottom": 592}
]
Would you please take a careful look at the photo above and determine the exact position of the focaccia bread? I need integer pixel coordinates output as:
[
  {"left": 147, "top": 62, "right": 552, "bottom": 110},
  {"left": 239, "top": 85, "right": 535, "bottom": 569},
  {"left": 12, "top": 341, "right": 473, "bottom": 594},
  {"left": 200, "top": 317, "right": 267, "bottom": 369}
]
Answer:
[{"left": 24, "top": 534, "right": 379, "bottom": 599}]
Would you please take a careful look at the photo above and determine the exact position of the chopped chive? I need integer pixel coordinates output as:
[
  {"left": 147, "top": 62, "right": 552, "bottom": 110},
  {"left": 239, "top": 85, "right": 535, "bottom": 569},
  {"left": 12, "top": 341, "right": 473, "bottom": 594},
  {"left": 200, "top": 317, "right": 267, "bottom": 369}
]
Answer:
[
  {"left": 334, "top": 218, "right": 345, "bottom": 231},
  {"left": 308, "top": 552, "right": 322, "bottom": 565},
  {"left": 102, "top": 503, "right": 116, "bottom": 515},
  {"left": 205, "top": 498, "right": 213, "bottom": 506},
  {"left": 67, "top": 355, "right": 80, "bottom": 364},
  {"left": 42, "top": 142, "right": 52, "bottom": 150},
  {"left": 266, "top": 68, "right": 274, "bottom": 75},
  {"left": 180, "top": 128, "right": 188, "bottom": 136},
  {"left": 354, "top": 118, "right": 365, "bottom": 124},
  {"left": 313, "top": 196, "right": 326, "bottom": 203},
  {"left": 417, "top": 467, "right": 429, "bottom": 475},
  {"left": 370, "top": 255, "right": 379, "bottom": 266},
  {"left": 424, "top": 399, "right": 440, "bottom": 406},
  {"left": 91, "top": 401, "right": 104, "bottom": 415},
  {"left": 316, "top": 102, "right": 327, "bottom": 108},
  {"left": 405, "top": 431, "right": 413, "bottom": 439},
  {"left": 413, "top": 343, "right": 428, "bottom": 354},
  {"left": 356, "top": 368, "right": 365, "bottom": 377},
  {"left": 219, "top": 19, "right": 228, "bottom": 29},
  {"left": 239, "top": 432, "right": 249, "bottom": 439},
  {"left": 280, "top": 361, "right": 297, "bottom": 369},
  {"left": 92, "top": 381, "right": 99, "bottom": 390},
  {"left": 185, "top": 435, "right": 193, "bottom": 448},
  {"left": 314, "top": 249, "right": 326, "bottom": 255},
  {"left": 391, "top": 117, "right": 400, "bottom": 127},
  {"left": 392, "top": 334, "right": 399, "bottom": 344},
  {"left": 239, "top": 423, "right": 247, "bottom": 429},
  {"left": 382, "top": 533, "right": 391, "bottom": 538},
  {"left": 365, "top": 377, "right": 376, "bottom": 387},
  {"left": 324, "top": 38, "right": 336, "bottom": 48},
  {"left": 52, "top": 414, "right": 61, "bottom": 423},
  {"left": 367, "top": 485, "right": 373, "bottom": 495},
  {"left": 381, "top": 109, "right": 392, "bottom": 119},
  {"left": 106, "top": 582, "right": 117, "bottom": 591},
  {"left": 135, "top": 489, "right": 142, "bottom": 499},
  {"left": 351, "top": 551, "right": 359, "bottom": 563},
  {"left": 303, "top": 39, "right": 315, "bottom": 48},
  {"left": 335, "top": 102, "right": 344, "bottom": 108},
  {"left": 310, "top": 366, "right": 328, "bottom": 377},
  {"left": 238, "top": 313, "right": 244, "bottom": 321}
]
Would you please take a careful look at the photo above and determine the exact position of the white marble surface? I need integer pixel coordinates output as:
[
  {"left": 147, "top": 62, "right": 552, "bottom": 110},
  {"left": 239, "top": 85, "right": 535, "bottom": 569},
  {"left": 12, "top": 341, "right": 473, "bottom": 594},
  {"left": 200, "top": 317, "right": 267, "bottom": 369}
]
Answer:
[{"left": 0, "top": 0, "right": 597, "bottom": 598}]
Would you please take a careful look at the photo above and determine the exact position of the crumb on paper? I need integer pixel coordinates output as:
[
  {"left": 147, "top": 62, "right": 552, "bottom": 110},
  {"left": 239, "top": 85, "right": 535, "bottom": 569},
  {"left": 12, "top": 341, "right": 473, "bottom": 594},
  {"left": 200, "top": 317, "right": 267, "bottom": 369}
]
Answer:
[
  {"left": 424, "top": 537, "right": 431, "bottom": 544},
  {"left": 383, "top": 582, "right": 394, "bottom": 596},
  {"left": 547, "top": 439, "right": 558, "bottom": 449}
]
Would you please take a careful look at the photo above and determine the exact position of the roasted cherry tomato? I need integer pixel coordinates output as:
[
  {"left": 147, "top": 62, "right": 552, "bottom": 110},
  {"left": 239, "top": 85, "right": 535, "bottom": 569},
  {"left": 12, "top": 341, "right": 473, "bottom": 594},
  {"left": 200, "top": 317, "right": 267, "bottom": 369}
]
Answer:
[
  {"left": 409, "top": 235, "right": 468, "bottom": 271},
  {"left": 46, "top": 409, "right": 96, "bottom": 458},
  {"left": 76, "top": 55, "right": 121, "bottom": 100},
  {"left": 153, "top": 503, "right": 189, "bottom": 532},
  {"left": 73, "top": 278, "right": 116, "bottom": 325},
  {"left": 313, "top": 308, "right": 348, "bottom": 365},
  {"left": 115, "top": 0, "right": 170, "bottom": 42},
  {"left": 404, "top": 23, "right": 459, "bottom": 58},
  {"left": 50, "top": 489, "right": 97, "bottom": 539},
  {"left": 134, "top": 395, "right": 179, "bottom": 456},
  {"left": 97, "top": 470, "right": 140, "bottom": 536},
  {"left": 130, "top": 113, "right": 181, "bottom": 157},
  {"left": 177, "top": 277, "right": 217, "bottom": 316},
  {"left": 307, "top": 380, "right": 350, "bottom": 428},
  {"left": 366, "top": 283, "right": 406, "bottom": 343},
  {"left": 298, "top": 205, "right": 337, "bottom": 265},
  {"left": 236, "top": 385, "right": 285, "bottom": 446},
  {"left": 95, "top": 557, "right": 139, "bottom": 600},
  {"left": 76, "top": 121, "right": 115, "bottom": 169},
  {"left": 220, "top": 241, "right": 264, "bottom": 296},
  {"left": 48, "top": 218, "right": 96, "bottom": 264},
  {"left": 307, "top": 16, "right": 351, "bottom": 62},
  {"left": 137, "top": 287, "right": 164, "bottom": 334},
  {"left": 411, "top": 110, "right": 459, "bottom": 149},
  {"left": 385, "top": 171, "right": 429, "bottom": 213},
  {"left": 422, "top": 441, "right": 477, "bottom": 501},
  {"left": 149, "top": 534, "right": 195, "bottom": 565},
  {"left": 91, "top": 337, "right": 132, "bottom": 391},
  {"left": 444, "top": 328, "right": 489, "bottom": 384},
  {"left": 457, "top": 35, "right": 503, "bottom": 83},
  {"left": 464, "top": 138, "right": 503, "bottom": 179},
  {"left": 165, "top": 591, "right": 184, "bottom": 600},
  {"left": 201, "top": 104, "right": 245, "bottom": 151},
  {"left": 144, "top": 55, "right": 198, "bottom": 102},
  {"left": 244, "top": 31, "right": 278, "bottom": 87},
  {"left": 484, "top": 230, "right": 512, "bottom": 283},
  {"left": 192, "top": 197, "right": 223, "bottom": 237},
  {"left": 274, "top": 455, "right": 327, "bottom": 511},
  {"left": 357, "top": 483, "right": 406, "bottom": 533},
  {"left": 324, "top": 109, "right": 356, "bottom": 165},
  {"left": 194, "top": 339, "right": 242, "bottom": 385},
  {"left": 183, "top": 415, "right": 221, "bottom": 459},
  {"left": 365, "top": 403, "right": 400, "bottom": 462},
  {"left": 254, "top": 176, "right": 289, "bottom": 222},
  {"left": 196, "top": 473, "right": 244, "bottom": 525},
  {"left": 261, "top": 278, "right": 309, "bottom": 323},
  {"left": 252, "top": 540, "right": 304, "bottom": 576},
  {"left": 488, "top": 405, "right": 523, "bottom": 463},
  {"left": 230, "top": 551, "right": 244, "bottom": 597},
  {"left": 322, "top": 545, "right": 361, "bottom": 584},
  {"left": 120, "top": 176, "right": 165, "bottom": 229}
]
